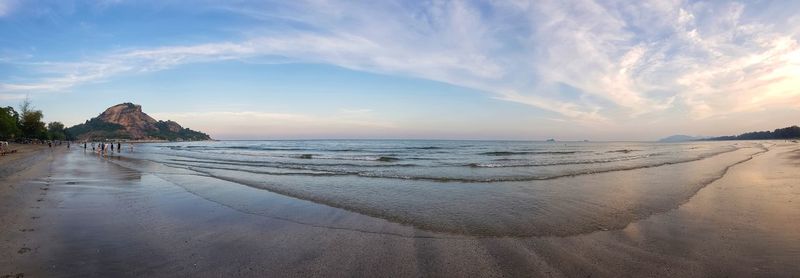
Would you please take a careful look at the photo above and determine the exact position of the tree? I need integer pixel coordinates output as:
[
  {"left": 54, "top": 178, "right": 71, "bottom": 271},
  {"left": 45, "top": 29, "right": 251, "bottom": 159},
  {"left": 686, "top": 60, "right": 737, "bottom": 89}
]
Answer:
[
  {"left": 0, "top": 106, "right": 21, "bottom": 140},
  {"left": 773, "top": 126, "right": 800, "bottom": 139},
  {"left": 18, "top": 98, "right": 47, "bottom": 140},
  {"left": 707, "top": 125, "right": 800, "bottom": 140},
  {"left": 19, "top": 97, "right": 32, "bottom": 116},
  {"left": 47, "top": 121, "right": 66, "bottom": 140}
]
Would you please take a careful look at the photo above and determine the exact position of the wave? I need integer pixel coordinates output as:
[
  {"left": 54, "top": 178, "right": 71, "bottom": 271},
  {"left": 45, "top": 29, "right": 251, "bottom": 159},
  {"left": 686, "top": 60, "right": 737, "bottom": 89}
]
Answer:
[
  {"left": 295, "top": 155, "right": 404, "bottom": 162},
  {"left": 164, "top": 158, "right": 419, "bottom": 169},
  {"left": 224, "top": 146, "right": 308, "bottom": 151},
  {"left": 186, "top": 146, "right": 764, "bottom": 237},
  {"left": 377, "top": 156, "right": 400, "bottom": 162},
  {"left": 169, "top": 145, "right": 447, "bottom": 153},
  {"left": 120, "top": 142, "right": 760, "bottom": 238},
  {"left": 479, "top": 151, "right": 584, "bottom": 156},
  {"left": 467, "top": 154, "right": 658, "bottom": 168},
  {"left": 606, "top": 149, "right": 639, "bottom": 153},
  {"left": 162, "top": 162, "right": 348, "bottom": 177},
  {"left": 406, "top": 146, "right": 444, "bottom": 150},
  {"left": 360, "top": 150, "right": 742, "bottom": 182},
  {"left": 159, "top": 147, "right": 741, "bottom": 183},
  {"left": 159, "top": 147, "right": 413, "bottom": 163}
]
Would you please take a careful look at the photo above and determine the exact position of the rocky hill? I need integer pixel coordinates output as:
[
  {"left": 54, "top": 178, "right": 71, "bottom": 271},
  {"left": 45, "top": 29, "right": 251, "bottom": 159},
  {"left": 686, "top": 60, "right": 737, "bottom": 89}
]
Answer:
[{"left": 67, "top": 103, "right": 211, "bottom": 141}]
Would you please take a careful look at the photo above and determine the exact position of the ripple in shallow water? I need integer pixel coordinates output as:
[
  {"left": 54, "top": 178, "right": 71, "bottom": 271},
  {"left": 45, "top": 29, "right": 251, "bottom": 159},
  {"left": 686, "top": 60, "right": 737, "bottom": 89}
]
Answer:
[{"left": 115, "top": 141, "right": 765, "bottom": 237}]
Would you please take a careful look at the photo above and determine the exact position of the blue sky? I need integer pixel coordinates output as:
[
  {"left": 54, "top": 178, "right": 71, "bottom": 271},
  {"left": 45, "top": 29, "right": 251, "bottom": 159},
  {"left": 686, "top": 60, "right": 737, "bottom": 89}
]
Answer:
[{"left": 1, "top": 0, "right": 799, "bottom": 140}]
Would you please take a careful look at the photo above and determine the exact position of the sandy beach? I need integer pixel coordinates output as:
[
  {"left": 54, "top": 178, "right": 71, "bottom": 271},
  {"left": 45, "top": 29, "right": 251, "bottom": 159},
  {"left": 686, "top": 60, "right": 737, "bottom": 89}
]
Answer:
[
  {"left": 0, "top": 142, "right": 798, "bottom": 277},
  {"left": 0, "top": 144, "right": 51, "bottom": 180}
]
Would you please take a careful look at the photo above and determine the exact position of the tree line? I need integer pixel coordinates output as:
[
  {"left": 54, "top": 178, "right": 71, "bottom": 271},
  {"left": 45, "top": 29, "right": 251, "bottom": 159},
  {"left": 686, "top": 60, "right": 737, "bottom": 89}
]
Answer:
[
  {"left": 707, "top": 125, "right": 800, "bottom": 140},
  {"left": 0, "top": 98, "right": 69, "bottom": 141}
]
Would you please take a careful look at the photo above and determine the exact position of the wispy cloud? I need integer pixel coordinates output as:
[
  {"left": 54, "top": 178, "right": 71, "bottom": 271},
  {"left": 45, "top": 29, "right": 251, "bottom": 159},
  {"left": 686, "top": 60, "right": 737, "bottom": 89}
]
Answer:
[
  {"left": 2, "top": 0, "right": 799, "bottom": 124},
  {"left": 0, "top": 93, "right": 25, "bottom": 101},
  {"left": 0, "top": 0, "right": 17, "bottom": 17}
]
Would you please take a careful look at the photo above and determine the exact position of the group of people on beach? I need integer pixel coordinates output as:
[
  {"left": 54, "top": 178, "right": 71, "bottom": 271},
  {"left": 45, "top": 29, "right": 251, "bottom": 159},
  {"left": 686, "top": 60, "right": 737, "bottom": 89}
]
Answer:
[
  {"left": 86, "top": 141, "right": 133, "bottom": 156},
  {"left": 0, "top": 139, "right": 138, "bottom": 157},
  {"left": 44, "top": 140, "right": 69, "bottom": 148}
]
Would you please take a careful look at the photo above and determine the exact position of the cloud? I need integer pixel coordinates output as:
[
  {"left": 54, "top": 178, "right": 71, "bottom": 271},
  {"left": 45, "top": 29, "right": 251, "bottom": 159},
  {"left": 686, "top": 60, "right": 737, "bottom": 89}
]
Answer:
[
  {"left": 0, "top": 93, "right": 25, "bottom": 101},
  {"left": 0, "top": 0, "right": 17, "bottom": 17},
  {"left": 2, "top": 0, "right": 799, "bottom": 124}
]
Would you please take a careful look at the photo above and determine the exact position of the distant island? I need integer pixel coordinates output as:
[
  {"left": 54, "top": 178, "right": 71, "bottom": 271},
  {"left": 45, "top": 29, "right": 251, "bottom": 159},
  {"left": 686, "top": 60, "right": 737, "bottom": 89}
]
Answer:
[
  {"left": 660, "top": 125, "right": 800, "bottom": 142},
  {"left": 66, "top": 103, "right": 211, "bottom": 141}
]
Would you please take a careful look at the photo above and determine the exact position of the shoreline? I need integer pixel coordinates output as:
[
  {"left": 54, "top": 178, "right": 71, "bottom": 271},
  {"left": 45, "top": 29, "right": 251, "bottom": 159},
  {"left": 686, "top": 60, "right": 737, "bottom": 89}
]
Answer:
[{"left": 0, "top": 142, "right": 798, "bottom": 276}]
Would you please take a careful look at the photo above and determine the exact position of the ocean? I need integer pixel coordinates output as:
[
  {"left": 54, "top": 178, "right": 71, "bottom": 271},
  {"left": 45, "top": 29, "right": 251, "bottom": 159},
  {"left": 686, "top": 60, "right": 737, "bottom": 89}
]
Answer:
[{"left": 116, "top": 140, "right": 767, "bottom": 237}]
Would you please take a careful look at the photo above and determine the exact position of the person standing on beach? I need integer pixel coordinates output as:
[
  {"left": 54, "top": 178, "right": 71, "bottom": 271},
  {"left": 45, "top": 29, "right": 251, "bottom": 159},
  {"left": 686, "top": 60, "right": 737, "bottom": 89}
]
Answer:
[
  {"left": 117, "top": 142, "right": 121, "bottom": 153},
  {"left": 48, "top": 141, "right": 52, "bottom": 148},
  {"left": 111, "top": 143, "right": 114, "bottom": 152}
]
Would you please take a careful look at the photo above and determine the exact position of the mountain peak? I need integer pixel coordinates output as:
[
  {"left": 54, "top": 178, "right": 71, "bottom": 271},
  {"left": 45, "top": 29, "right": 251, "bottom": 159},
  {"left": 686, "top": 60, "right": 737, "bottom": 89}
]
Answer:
[
  {"left": 96, "top": 103, "right": 158, "bottom": 138},
  {"left": 102, "top": 102, "right": 142, "bottom": 113},
  {"left": 67, "top": 103, "right": 210, "bottom": 141}
]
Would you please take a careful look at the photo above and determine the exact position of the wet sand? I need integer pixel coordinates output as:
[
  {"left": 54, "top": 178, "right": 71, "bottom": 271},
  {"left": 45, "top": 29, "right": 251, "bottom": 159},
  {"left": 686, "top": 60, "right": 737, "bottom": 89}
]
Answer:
[
  {"left": 0, "top": 143, "right": 798, "bottom": 277},
  {"left": 0, "top": 144, "right": 51, "bottom": 179}
]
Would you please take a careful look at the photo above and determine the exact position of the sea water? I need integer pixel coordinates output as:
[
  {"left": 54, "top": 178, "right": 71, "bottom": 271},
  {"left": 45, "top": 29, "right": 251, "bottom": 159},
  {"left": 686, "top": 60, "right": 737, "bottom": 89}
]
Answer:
[{"left": 119, "top": 140, "right": 767, "bottom": 236}]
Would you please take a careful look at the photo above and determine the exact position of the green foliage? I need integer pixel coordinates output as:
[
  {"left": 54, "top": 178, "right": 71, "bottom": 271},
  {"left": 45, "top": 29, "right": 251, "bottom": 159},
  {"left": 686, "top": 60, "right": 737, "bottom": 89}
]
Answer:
[
  {"left": 772, "top": 126, "right": 800, "bottom": 138},
  {"left": 20, "top": 110, "right": 47, "bottom": 140},
  {"left": 0, "top": 106, "right": 21, "bottom": 140},
  {"left": 47, "top": 121, "right": 67, "bottom": 140},
  {"left": 147, "top": 121, "right": 211, "bottom": 141},
  {"left": 708, "top": 125, "right": 800, "bottom": 140},
  {"left": 65, "top": 118, "right": 129, "bottom": 141},
  {"left": 16, "top": 98, "right": 48, "bottom": 140}
]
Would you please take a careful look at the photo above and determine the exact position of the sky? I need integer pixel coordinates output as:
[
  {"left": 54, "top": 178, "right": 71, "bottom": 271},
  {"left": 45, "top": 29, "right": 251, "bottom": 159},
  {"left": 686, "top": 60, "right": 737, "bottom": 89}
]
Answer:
[{"left": 0, "top": 0, "right": 799, "bottom": 140}]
